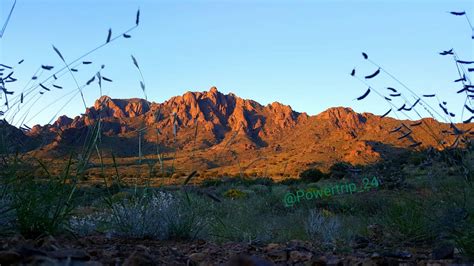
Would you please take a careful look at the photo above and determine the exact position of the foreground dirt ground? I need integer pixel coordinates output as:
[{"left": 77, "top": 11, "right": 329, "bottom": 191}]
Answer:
[{"left": 0, "top": 235, "right": 472, "bottom": 265}]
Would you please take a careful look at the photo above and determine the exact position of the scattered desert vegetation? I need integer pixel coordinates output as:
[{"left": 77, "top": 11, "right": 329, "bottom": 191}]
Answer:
[{"left": 1, "top": 141, "right": 473, "bottom": 264}]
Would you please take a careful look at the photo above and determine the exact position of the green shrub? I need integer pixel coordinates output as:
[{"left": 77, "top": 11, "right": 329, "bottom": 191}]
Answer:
[
  {"left": 407, "top": 151, "right": 426, "bottom": 166},
  {"left": 223, "top": 188, "right": 246, "bottom": 199},
  {"left": 208, "top": 198, "right": 276, "bottom": 244},
  {"left": 248, "top": 185, "right": 293, "bottom": 216},
  {"left": 306, "top": 209, "right": 350, "bottom": 250},
  {"left": 12, "top": 176, "right": 77, "bottom": 238},
  {"left": 329, "top": 162, "right": 352, "bottom": 179},
  {"left": 0, "top": 194, "right": 15, "bottom": 235},
  {"left": 109, "top": 191, "right": 132, "bottom": 203},
  {"left": 299, "top": 168, "right": 327, "bottom": 183},
  {"left": 376, "top": 198, "right": 435, "bottom": 245},
  {"left": 331, "top": 192, "right": 389, "bottom": 216},
  {"left": 453, "top": 217, "right": 474, "bottom": 259},
  {"left": 104, "top": 190, "right": 206, "bottom": 240},
  {"left": 164, "top": 193, "right": 209, "bottom": 240}
]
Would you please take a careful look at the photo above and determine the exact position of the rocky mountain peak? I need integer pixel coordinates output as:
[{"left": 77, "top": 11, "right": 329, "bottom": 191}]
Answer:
[
  {"left": 87, "top": 96, "right": 150, "bottom": 120},
  {"left": 53, "top": 115, "right": 73, "bottom": 129},
  {"left": 317, "top": 107, "right": 367, "bottom": 129},
  {"left": 209, "top": 86, "right": 219, "bottom": 94}
]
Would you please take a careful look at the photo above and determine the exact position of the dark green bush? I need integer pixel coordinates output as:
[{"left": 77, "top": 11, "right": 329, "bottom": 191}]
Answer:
[
  {"left": 299, "top": 168, "right": 327, "bottom": 183},
  {"left": 0, "top": 194, "right": 15, "bottom": 235},
  {"left": 407, "top": 151, "right": 426, "bottom": 166},
  {"left": 453, "top": 217, "right": 474, "bottom": 259},
  {"left": 377, "top": 198, "right": 435, "bottom": 245},
  {"left": 12, "top": 177, "right": 77, "bottom": 238},
  {"left": 329, "top": 162, "right": 352, "bottom": 179}
]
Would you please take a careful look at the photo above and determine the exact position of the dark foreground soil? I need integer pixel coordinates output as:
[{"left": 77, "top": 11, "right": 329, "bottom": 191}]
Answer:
[{"left": 0, "top": 235, "right": 472, "bottom": 266}]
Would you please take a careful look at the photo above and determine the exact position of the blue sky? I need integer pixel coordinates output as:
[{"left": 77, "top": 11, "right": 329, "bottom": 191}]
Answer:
[{"left": 0, "top": 0, "right": 473, "bottom": 127}]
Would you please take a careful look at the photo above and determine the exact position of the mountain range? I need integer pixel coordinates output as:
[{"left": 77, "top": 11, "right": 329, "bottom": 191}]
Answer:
[{"left": 3, "top": 87, "right": 472, "bottom": 177}]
